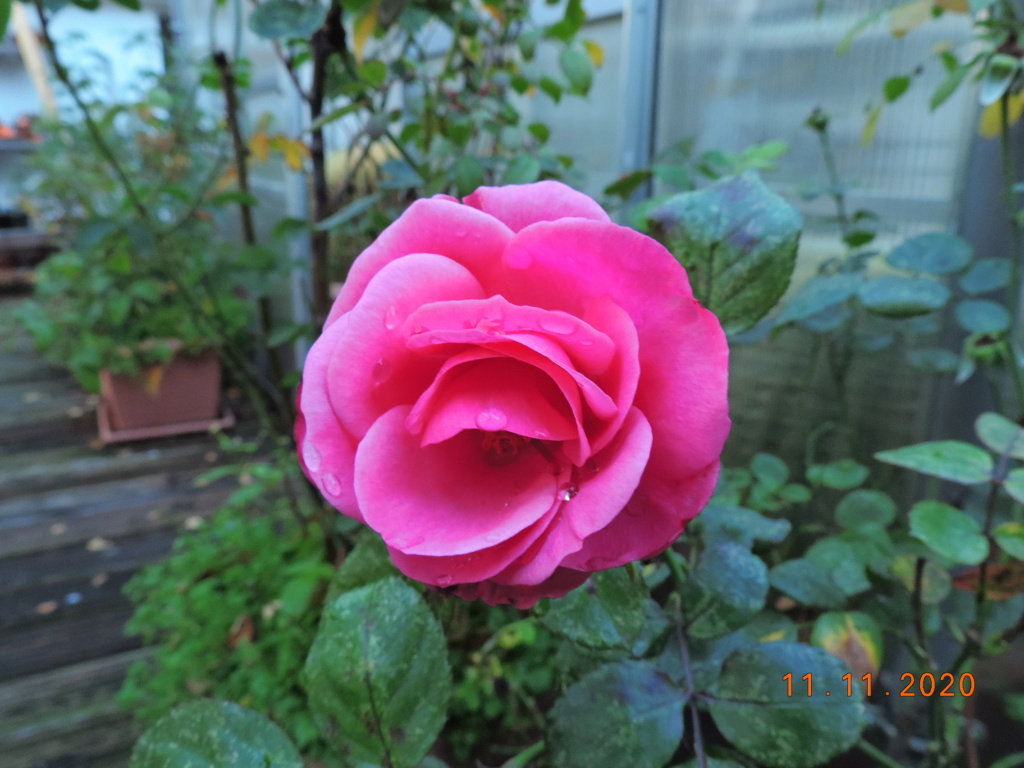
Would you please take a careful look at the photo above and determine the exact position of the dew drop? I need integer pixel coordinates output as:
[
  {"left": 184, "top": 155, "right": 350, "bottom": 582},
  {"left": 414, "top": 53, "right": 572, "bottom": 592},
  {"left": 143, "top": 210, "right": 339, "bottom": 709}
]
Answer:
[
  {"left": 539, "top": 313, "right": 577, "bottom": 335},
  {"left": 322, "top": 473, "right": 342, "bottom": 496},
  {"left": 437, "top": 574, "right": 454, "bottom": 587},
  {"left": 302, "top": 444, "right": 322, "bottom": 472},
  {"left": 534, "top": 429, "right": 549, "bottom": 440},
  {"left": 558, "top": 484, "right": 579, "bottom": 502},
  {"left": 372, "top": 358, "right": 393, "bottom": 385},
  {"left": 476, "top": 408, "right": 508, "bottom": 431},
  {"left": 582, "top": 459, "right": 599, "bottom": 478},
  {"left": 383, "top": 305, "right": 399, "bottom": 330}
]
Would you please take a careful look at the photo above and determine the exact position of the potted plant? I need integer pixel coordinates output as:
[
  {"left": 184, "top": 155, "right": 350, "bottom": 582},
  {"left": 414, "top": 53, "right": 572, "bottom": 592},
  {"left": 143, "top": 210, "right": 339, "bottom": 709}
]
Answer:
[{"left": 15, "top": 74, "right": 285, "bottom": 441}]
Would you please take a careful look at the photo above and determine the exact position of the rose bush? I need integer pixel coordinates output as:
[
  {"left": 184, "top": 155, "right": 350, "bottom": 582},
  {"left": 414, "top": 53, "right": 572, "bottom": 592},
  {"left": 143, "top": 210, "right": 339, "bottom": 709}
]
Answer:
[{"left": 296, "top": 181, "right": 730, "bottom": 608}]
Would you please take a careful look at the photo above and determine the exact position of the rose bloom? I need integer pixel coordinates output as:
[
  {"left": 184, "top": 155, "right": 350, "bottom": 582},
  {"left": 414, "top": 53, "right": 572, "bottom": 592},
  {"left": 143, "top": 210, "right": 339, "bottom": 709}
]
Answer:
[{"left": 296, "top": 181, "right": 730, "bottom": 608}]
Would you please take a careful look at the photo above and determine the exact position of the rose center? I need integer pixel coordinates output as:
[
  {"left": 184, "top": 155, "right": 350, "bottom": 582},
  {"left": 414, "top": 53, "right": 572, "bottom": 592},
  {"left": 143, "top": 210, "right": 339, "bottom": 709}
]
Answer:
[{"left": 481, "top": 430, "right": 530, "bottom": 466}]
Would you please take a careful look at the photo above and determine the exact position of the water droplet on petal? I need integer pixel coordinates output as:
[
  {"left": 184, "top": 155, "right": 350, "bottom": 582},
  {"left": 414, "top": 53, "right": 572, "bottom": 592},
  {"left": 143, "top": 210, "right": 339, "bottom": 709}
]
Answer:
[
  {"left": 558, "top": 484, "right": 579, "bottom": 502},
  {"left": 582, "top": 459, "right": 599, "bottom": 478},
  {"left": 579, "top": 338, "right": 594, "bottom": 347},
  {"left": 391, "top": 537, "right": 409, "bottom": 549},
  {"left": 476, "top": 408, "right": 508, "bottom": 431},
  {"left": 437, "top": 574, "right": 454, "bottom": 587},
  {"left": 540, "top": 313, "right": 577, "bottom": 335},
  {"left": 322, "top": 473, "right": 341, "bottom": 496},
  {"left": 534, "top": 429, "right": 549, "bottom": 439},
  {"left": 303, "top": 444, "right": 322, "bottom": 471},
  {"left": 372, "top": 358, "right": 393, "bottom": 385},
  {"left": 383, "top": 305, "right": 399, "bottom": 330}
]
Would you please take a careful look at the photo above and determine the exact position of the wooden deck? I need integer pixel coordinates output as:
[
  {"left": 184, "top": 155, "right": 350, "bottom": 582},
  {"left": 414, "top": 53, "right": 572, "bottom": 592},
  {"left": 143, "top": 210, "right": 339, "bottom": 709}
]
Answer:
[{"left": 0, "top": 294, "right": 236, "bottom": 767}]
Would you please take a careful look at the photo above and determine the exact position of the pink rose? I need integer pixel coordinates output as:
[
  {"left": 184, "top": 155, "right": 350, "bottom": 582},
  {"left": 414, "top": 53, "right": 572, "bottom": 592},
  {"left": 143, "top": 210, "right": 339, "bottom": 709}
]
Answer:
[{"left": 296, "top": 181, "right": 730, "bottom": 609}]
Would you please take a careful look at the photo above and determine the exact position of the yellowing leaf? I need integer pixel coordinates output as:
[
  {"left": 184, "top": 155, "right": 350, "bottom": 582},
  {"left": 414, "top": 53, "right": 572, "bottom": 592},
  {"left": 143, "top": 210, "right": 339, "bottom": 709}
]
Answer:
[
  {"left": 279, "top": 137, "right": 311, "bottom": 171},
  {"left": 353, "top": 0, "right": 379, "bottom": 64},
  {"left": 979, "top": 92, "right": 1024, "bottom": 138},
  {"left": 583, "top": 39, "right": 605, "bottom": 68},
  {"left": 862, "top": 103, "right": 883, "bottom": 146},
  {"left": 215, "top": 166, "right": 238, "bottom": 191},
  {"left": 249, "top": 130, "right": 271, "bottom": 163},
  {"left": 934, "top": 0, "right": 969, "bottom": 11},
  {"left": 143, "top": 365, "right": 164, "bottom": 396},
  {"left": 890, "top": 0, "right": 932, "bottom": 37},
  {"left": 954, "top": 561, "right": 1024, "bottom": 599},
  {"left": 811, "top": 612, "right": 883, "bottom": 680},
  {"left": 482, "top": 2, "right": 503, "bottom": 24}
]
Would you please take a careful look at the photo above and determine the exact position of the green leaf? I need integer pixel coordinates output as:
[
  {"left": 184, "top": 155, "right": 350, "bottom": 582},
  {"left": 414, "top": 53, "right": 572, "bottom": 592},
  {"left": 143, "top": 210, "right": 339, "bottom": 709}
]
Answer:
[
  {"left": 249, "top": 0, "right": 328, "bottom": 39},
  {"left": 604, "top": 169, "right": 652, "bottom": 199},
  {"left": 548, "top": 661, "right": 686, "bottom": 768},
  {"left": 326, "top": 530, "right": 399, "bottom": 602},
  {"left": 910, "top": 500, "right": 989, "bottom": 565},
  {"left": 806, "top": 459, "right": 869, "bottom": 490},
  {"left": 315, "top": 192, "right": 382, "bottom": 231},
  {"left": 454, "top": 156, "right": 485, "bottom": 197},
  {"left": 769, "top": 559, "right": 847, "bottom": 609},
  {"left": 931, "top": 62, "right": 973, "bottom": 110},
  {"left": 359, "top": 59, "right": 388, "bottom": 87},
  {"left": 707, "top": 643, "right": 866, "bottom": 768},
  {"left": 684, "top": 542, "right": 769, "bottom": 639},
  {"left": 875, "top": 440, "right": 993, "bottom": 484},
  {"left": 956, "top": 299, "right": 1010, "bottom": 333},
  {"left": 751, "top": 452, "right": 789, "bottom": 490},
  {"left": 559, "top": 48, "right": 593, "bottom": 94},
  {"left": 805, "top": 539, "right": 871, "bottom": 596},
  {"left": 504, "top": 154, "right": 541, "bottom": 185},
  {"left": 305, "top": 578, "right": 451, "bottom": 768},
  {"left": 690, "top": 504, "right": 791, "bottom": 549},
  {"left": 1005, "top": 468, "right": 1024, "bottom": 504},
  {"left": 647, "top": 171, "right": 802, "bottom": 335},
  {"left": 543, "top": 568, "right": 663, "bottom": 653},
  {"left": 995, "top": 522, "right": 1024, "bottom": 560},
  {"left": 676, "top": 760, "right": 746, "bottom": 768},
  {"left": 811, "top": 611, "right": 883, "bottom": 676},
  {"left": 891, "top": 555, "right": 951, "bottom": 604},
  {"left": 960, "top": 258, "right": 1011, "bottom": 294},
  {"left": 0, "top": 0, "right": 9, "bottom": 40},
  {"left": 980, "top": 53, "right": 1020, "bottom": 106},
  {"left": 908, "top": 348, "right": 960, "bottom": 373},
  {"left": 884, "top": 75, "right": 911, "bottom": 102},
  {"left": 110, "top": 0, "right": 142, "bottom": 9},
  {"left": 886, "top": 232, "right": 972, "bottom": 274},
  {"left": 836, "top": 489, "right": 897, "bottom": 529},
  {"left": 975, "top": 412, "right": 1024, "bottom": 459},
  {"left": 858, "top": 275, "right": 950, "bottom": 318},
  {"left": 129, "top": 700, "right": 303, "bottom": 768},
  {"left": 776, "top": 274, "right": 862, "bottom": 326}
]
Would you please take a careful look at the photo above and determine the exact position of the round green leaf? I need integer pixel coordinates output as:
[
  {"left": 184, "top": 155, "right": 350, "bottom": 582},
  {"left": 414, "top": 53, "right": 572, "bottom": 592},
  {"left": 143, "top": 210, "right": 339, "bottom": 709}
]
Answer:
[
  {"left": 995, "top": 522, "right": 1024, "bottom": 560},
  {"left": 684, "top": 542, "right": 769, "bottom": 639},
  {"left": 777, "top": 274, "right": 861, "bottom": 326},
  {"left": 835, "top": 489, "right": 897, "bottom": 529},
  {"left": 891, "top": 555, "right": 951, "bottom": 604},
  {"left": 885, "top": 232, "right": 972, "bottom": 274},
  {"left": 956, "top": 299, "right": 1010, "bottom": 334},
  {"left": 559, "top": 47, "right": 593, "bottom": 93},
  {"left": 454, "top": 155, "right": 485, "bottom": 197},
  {"left": 708, "top": 643, "right": 866, "bottom": 768},
  {"left": 505, "top": 154, "right": 542, "bottom": 185},
  {"left": 875, "top": 440, "right": 993, "bottom": 484},
  {"left": 858, "top": 275, "right": 950, "bottom": 318},
  {"left": 769, "top": 559, "right": 846, "bottom": 608},
  {"left": 548, "top": 661, "right": 686, "bottom": 768},
  {"left": 129, "top": 700, "right": 302, "bottom": 768},
  {"left": 959, "top": 258, "right": 1010, "bottom": 295},
  {"left": 692, "top": 504, "right": 792, "bottom": 548},
  {"left": 909, "top": 501, "right": 989, "bottom": 565},
  {"left": 805, "top": 538, "right": 871, "bottom": 596},
  {"left": 304, "top": 578, "right": 451, "bottom": 768},
  {"left": 806, "top": 459, "right": 869, "bottom": 490},
  {"left": 249, "top": 0, "right": 327, "bottom": 39},
  {"left": 975, "top": 412, "right": 1024, "bottom": 460},
  {"left": 1006, "top": 468, "right": 1024, "bottom": 505},
  {"left": 751, "top": 452, "right": 788, "bottom": 491}
]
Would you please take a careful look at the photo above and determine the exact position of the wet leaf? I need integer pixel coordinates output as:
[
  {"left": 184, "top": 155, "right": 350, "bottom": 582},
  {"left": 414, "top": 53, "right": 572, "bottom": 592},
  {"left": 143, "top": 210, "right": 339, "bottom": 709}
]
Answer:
[
  {"left": 910, "top": 501, "right": 989, "bottom": 564},
  {"left": 684, "top": 543, "right": 769, "bottom": 639},
  {"left": 875, "top": 440, "right": 993, "bottom": 484}
]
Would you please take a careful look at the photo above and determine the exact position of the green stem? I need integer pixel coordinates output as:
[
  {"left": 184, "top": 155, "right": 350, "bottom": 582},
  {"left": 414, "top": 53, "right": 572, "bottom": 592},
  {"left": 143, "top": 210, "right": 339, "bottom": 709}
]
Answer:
[
  {"left": 663, "top": 547, "right": 689, "bottom": 592},
  {"left": 1000, "top": 90, "right": 1024, "bottom": 419},
  {"left": 503, "top": 740, "right": 544, "bottom": 768},
  {"left": 816, "top": 125, "right": 852, "bottom": 239},
  {"left": 856, "top": 739, "right": 906, "bottom": 768}
]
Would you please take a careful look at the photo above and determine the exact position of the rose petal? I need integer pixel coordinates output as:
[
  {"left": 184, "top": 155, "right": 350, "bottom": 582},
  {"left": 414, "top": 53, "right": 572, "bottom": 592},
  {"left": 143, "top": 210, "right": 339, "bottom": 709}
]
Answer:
[
  {"left": 296, "top": 317, "right": 360, "bottom": 519},
  {"left": 562, "top": 460, "right": 721, "bottom": 572},
  {"left": 326, "top": 253, "right": 486, "bottom": 438},
  {"left": 490, "top": 408, "right": 653, "bottom": 586},
  {"left": 499, "top": 219, "right": 730, "bottom": 474},
  {"left": 464, "top": 181, "right": 610, "bottom": 233},
  {"left": 355, "top": 406, "right": 571, "bottom": 556},
  {"left": 406, "top": 295, "right": 617, "bottom": 375},
  {"left": 416, "top": 357, "right": 579, "bottom": 447},
  {"left": 453, "top": 566, "right": 590, "bottom": 609},
  {"left": 327, "top": 199, "right": 512, "bottom": 325}
]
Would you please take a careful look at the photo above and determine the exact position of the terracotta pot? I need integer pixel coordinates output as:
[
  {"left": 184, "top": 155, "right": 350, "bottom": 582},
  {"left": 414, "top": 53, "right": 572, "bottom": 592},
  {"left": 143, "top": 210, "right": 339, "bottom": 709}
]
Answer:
[{"left": 100, "top": 348, "right": 222, "bottom": 432}]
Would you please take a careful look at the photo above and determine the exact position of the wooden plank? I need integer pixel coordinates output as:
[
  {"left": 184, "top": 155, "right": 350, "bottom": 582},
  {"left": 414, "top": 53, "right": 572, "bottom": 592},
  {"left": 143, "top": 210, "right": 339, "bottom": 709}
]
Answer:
[
  {"left": 0, "top": 648, "right": 147, "bottom": 768},
  {"left": 1, "top": 568, "right": 135, "bottom": 632}
]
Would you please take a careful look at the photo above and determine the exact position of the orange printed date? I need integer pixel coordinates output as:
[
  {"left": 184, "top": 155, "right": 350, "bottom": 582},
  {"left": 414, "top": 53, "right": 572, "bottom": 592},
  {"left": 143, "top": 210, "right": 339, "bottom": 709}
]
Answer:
[{"left": 783, "top": 672, "right": 975, "bottom": 698}]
